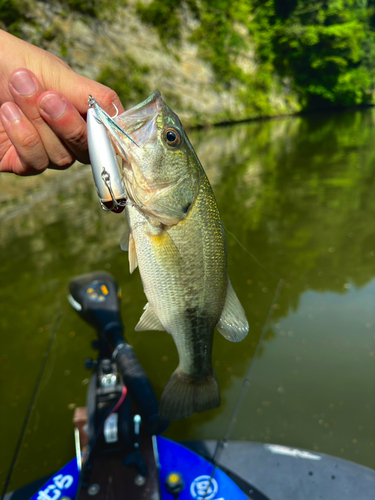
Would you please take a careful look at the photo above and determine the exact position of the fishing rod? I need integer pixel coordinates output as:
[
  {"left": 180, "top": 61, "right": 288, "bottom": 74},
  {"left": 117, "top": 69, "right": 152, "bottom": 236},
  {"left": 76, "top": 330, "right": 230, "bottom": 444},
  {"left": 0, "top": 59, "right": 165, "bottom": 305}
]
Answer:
[
  {"left": 204, "top": 278, "right": 285, "bottom": 500},
  {"left": 0, "top": 312, "right": 63, "bottom": 500}
]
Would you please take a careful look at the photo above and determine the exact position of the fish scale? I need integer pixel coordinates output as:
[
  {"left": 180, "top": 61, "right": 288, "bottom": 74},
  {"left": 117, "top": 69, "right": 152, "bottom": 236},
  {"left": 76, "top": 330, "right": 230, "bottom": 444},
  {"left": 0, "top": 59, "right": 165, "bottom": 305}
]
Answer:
[{"left": 92, "top": 90, "right": 249, "bottom": 420}]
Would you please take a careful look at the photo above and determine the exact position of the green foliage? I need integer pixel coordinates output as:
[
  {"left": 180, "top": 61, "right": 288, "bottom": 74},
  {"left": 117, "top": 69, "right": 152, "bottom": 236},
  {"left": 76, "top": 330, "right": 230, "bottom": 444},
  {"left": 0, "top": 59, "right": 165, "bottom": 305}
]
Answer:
[
  {"left": 4, "top": 0, "right": 375, "bottom": 114},
  {"left": 255, "top": 0, "right": 375, "bottom": 109},
  {"left": 0, "top": 0, "right": 28, "bottom": 35},
  {"left": 66, "top": 0, "right": 125, "bottom": 18},
  {"left": 0, "top": 0, "right": 23, "bottom": 23},
  {"left": 60, "top": 42, "right": 68, "bottom": 57},
  {"left": 189, "top": 1, "right": 282, "bottom": 116},
  {"left": 137, "top": 0, "right": 188, "bottom": 44},
  {"left": 137, "top": 0, "right": 280, "bottom": 117},
  {"left": 0, "top": 0, "right": 124, "bottom": 38},
  {"left": 97, "top": 54, "right": 150, "bottom": 107},
  {"left": 189, "top": 1, "right": 250, "bottom": 85},
  {"left": 137, "top": 0, "right": 200, "bottom": 44},
  {"left": 136, "top": 0, "right": 375, "bottom": 113}
]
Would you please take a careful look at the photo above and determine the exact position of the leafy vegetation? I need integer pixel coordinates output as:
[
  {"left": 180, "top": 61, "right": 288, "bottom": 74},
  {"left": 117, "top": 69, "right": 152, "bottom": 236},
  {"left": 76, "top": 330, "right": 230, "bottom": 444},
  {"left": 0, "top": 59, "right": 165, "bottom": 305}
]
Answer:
[
  {"left": 255, "top": 0, "right": 375, "bottom": 109},
  {"left": 0, "top": 0, "right": 29, "bottom": 36},
  {"left": 66, "top": 0, "right": 124, "bottom": 18},
  {"left": 137, "top": 0, "right": 375, "bottom": 112},
  {"left": 97, "top": 55, "right": 151, "bottom": 108},
  {"left": 2, "top": 0, "right": 375, "bottom": 114}
]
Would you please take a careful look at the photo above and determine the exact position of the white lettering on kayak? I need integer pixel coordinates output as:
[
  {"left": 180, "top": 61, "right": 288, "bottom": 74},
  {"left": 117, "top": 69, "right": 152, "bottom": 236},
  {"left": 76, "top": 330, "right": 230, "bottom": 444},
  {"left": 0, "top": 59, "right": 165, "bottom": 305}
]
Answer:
[
  {"left": 190, "top": 475, "right": 220, "bottom": 500},
  {"left": 265, "top": 444, "right": 321, "bottom": 460}
]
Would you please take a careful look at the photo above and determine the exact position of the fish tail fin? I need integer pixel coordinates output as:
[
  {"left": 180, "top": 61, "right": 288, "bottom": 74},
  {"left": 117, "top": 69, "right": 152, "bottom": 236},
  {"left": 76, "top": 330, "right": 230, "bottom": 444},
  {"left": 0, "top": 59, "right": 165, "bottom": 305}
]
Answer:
[{"left": 159, "top": 369, "right": 220, "bottom": 420}]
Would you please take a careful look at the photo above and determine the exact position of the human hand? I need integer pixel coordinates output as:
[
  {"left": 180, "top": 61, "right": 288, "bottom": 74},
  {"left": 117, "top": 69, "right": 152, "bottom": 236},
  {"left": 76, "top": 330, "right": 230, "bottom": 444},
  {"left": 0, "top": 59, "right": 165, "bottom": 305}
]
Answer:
[{"left": 0, "top": 30, "right": 124, "bottom": 175}]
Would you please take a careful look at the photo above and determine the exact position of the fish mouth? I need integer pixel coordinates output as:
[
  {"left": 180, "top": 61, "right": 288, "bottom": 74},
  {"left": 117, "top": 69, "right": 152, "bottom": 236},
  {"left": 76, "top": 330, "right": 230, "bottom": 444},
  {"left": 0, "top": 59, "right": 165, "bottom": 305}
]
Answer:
[
  {"left": 110, "top": 91, "right": 195, "bottom": 225},
  {"left": 114, "top": 90, "right": 163, "bottom": 148}
]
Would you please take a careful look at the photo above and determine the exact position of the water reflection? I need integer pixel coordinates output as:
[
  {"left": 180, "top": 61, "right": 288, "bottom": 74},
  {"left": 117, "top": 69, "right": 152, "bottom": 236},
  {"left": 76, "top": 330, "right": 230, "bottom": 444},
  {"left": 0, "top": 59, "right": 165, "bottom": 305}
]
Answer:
[
  {"left": 232, "top": 281, "right": 375, "bottom": 468},
  {"left": 1, "top": 108, "right": 375, "bottom": 491}
]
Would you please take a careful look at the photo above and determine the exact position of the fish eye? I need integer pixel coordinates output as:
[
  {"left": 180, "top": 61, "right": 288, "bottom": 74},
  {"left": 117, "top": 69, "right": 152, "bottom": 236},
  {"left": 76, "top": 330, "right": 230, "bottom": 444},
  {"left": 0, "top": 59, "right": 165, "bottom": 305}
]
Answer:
[{"left": 163, "top": 127, "right": 182, "bottom": 147}]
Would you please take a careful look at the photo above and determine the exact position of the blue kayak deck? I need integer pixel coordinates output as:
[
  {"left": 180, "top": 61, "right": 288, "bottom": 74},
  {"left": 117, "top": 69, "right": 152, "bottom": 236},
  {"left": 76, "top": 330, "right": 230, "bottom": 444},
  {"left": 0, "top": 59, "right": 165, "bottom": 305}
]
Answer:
[
  {"left": 184, "top": 440, "right": 375, "bottom": 500},
  {"left": 4, "top": 440, "right": 375, "bottom": 500}
]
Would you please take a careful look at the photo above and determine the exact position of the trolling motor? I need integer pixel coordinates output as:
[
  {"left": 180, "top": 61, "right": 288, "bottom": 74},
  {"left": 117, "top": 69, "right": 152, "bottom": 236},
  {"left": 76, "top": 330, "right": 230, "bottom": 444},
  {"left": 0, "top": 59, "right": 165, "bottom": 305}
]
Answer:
[
  {"left": 68, "top": 271, "right": 168, "bottom": 436},
  {"left": 68, "top": 271, "right": 168, "bottom": 498}
]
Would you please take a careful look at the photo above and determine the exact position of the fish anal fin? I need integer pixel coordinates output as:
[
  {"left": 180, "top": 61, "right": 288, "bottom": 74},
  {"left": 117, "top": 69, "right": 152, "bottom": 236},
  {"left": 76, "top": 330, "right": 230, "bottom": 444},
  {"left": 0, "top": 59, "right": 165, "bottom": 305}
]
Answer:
[
  {"left": 159, "top": 369, "right": 220, "bottom": 420},
  {"left": 129, "top": 233, "right": 138, "bottom": 274},
  {"left": 217, "top": 279, "right": 249, "bottom": 342},
  {"left": 135, "top": 303, "right": 165, "bottom": 332}
]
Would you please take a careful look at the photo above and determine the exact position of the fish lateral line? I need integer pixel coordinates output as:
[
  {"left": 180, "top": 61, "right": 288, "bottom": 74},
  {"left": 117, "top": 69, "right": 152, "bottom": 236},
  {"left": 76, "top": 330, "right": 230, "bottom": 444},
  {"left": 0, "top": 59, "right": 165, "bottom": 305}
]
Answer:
[{"left": 87, "top": 95, "right": 139, "bottom": 148}]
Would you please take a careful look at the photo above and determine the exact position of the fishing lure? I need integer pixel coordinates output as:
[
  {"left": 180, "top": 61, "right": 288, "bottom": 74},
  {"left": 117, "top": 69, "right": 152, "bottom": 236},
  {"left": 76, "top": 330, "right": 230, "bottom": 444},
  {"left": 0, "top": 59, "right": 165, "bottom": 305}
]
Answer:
[{"left": 87, "top": 95, "right": 137, "bottom": 213}]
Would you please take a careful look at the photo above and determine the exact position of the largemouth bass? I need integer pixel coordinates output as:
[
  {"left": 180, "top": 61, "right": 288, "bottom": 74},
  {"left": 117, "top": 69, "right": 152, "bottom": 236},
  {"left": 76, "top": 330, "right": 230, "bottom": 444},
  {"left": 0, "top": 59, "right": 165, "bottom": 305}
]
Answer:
[{"left": 97, "top": 91, "right": 248, "bottom": 420}]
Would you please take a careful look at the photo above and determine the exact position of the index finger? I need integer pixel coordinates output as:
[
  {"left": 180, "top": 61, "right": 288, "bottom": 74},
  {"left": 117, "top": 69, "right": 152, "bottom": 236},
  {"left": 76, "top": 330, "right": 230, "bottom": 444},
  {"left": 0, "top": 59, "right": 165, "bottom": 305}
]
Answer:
[
  {"left": 38, "top": 91, "right": 91, "bottom": 165},
  {"left": 42, "top": 70, "right": 125, "bottom": 118}
]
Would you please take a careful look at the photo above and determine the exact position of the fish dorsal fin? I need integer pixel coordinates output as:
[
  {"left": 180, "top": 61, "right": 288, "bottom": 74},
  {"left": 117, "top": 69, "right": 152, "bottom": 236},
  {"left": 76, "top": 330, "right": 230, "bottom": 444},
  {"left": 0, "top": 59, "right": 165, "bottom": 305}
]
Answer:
[
  {"left": 128, "top": 232, "right": 138, "bottom": 274},
  {"left": 135, "top": 303, "right": 165, "bottom": 331},
  {"left": 217, "top": 279, "right": 249, "bottom": 342}
]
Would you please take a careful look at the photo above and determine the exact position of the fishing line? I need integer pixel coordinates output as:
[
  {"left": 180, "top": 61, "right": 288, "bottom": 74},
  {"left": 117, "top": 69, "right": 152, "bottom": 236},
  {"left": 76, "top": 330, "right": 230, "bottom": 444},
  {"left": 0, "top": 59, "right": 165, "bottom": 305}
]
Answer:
[
  {"left": 223, "top": 225, "right": 281, "bottom": 280},
  {"left": 203, "top": 278, "right": 284, "bottom": 500},
  {"left": 0, "top": 312, "right": 63, "bottom": 500}
]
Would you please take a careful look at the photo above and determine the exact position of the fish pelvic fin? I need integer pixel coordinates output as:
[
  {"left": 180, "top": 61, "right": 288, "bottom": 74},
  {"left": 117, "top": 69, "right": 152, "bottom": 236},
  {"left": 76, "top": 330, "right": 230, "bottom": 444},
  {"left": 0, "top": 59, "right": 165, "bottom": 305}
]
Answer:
[
  {"left": 217, "top": 278, "right": 249, "bottom": 342},
  {"left": 159, "top": 369, "right": 220, "bottom": 420},
  {"left": 135, "top": 303, "right": 165, "bottom": 331}
]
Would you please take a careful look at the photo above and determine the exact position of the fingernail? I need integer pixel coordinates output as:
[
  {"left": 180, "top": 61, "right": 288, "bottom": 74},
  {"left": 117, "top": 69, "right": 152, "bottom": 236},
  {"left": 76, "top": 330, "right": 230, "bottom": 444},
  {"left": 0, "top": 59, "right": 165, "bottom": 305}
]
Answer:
[
  {"left": 40, "top": 94, "right": 67, "bottom": 119},
  {"left": 11, "top": 71, "right": 36, "bottom": 96},
  {"left": 1, "top": 102, "right": 22, "bottom": 122}
]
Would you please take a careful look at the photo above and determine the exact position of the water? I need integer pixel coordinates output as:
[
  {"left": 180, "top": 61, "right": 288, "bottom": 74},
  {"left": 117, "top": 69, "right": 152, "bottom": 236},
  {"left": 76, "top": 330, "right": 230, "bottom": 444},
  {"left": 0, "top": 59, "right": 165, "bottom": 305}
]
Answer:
[{"left": 1, "top": 108, "right": 374, "bottom": 493}]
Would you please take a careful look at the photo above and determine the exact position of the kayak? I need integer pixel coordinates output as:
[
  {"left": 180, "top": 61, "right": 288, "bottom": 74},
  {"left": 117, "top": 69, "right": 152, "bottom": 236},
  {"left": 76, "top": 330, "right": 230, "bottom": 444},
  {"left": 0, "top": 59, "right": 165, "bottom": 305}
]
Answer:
[
  {"left": 3, "top": 271, "right": 374, "bottom": 500},
  {"left": 5, "top": 436, "right": 375, "bottom": 500}
]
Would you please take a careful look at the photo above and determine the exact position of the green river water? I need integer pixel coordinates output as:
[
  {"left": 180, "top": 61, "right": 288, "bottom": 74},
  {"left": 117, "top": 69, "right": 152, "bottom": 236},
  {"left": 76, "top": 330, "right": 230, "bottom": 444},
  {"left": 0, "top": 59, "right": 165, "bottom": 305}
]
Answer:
[{"left": 1, "top": 108, "right": 374, "bottom": 493}]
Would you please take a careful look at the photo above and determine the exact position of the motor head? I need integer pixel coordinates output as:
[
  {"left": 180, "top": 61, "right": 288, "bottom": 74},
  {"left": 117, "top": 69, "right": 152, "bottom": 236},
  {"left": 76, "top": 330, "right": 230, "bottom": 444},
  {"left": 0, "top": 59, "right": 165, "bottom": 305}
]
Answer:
[{"left": 68, "top": 271, "right": 124, "bottom": 337}]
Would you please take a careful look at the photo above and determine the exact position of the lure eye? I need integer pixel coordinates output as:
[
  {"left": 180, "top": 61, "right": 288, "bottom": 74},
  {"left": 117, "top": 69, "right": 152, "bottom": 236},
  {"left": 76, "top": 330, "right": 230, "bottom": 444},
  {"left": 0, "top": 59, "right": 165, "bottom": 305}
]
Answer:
[{"left": 163, "top": 128, "right": 182, "bottom": 147}]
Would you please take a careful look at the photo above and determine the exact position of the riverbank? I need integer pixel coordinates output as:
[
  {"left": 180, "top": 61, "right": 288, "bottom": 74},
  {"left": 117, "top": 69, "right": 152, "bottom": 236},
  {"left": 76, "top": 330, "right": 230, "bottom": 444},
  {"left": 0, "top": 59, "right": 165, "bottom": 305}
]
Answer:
[{"left": 1, "top": 0, "right": 300, "bottom": 128}]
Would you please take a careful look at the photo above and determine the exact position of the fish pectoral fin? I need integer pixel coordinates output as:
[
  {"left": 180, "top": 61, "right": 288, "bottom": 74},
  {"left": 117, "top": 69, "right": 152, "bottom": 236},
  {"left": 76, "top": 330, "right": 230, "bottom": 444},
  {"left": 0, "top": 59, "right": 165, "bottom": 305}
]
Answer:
[
  {"left": 120, "top": 215, "right": 131, "bottom": 251},
  {"left": 135, "top": 303, "right": 165, "bottom": 331},
  {"left": 128, "top": 233, "right": 138, "bottom": 274},
  {"left": 217, "top": 279, "right": 249, "bottom": 342},
  {"left": 120, "top": 221, "right": 138, "bottom": 273},
  {"left": 120, "top": 228, "right": 130, "bottom": 251},
  {"left": 149, "top": 228, "right": 183, "bottom": 271}
]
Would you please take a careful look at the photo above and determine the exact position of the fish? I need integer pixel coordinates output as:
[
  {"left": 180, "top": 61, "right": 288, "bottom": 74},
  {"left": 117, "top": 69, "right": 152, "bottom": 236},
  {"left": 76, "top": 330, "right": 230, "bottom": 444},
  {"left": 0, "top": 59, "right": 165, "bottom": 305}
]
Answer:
[{"left": 95, "top": 91, "right": 249, "bottom": 420}]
